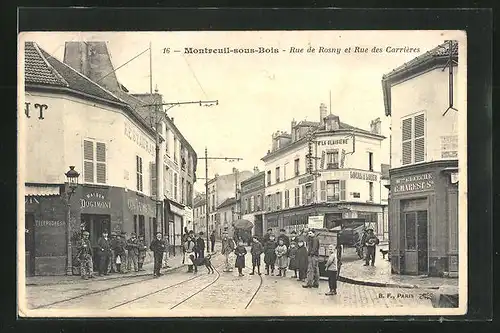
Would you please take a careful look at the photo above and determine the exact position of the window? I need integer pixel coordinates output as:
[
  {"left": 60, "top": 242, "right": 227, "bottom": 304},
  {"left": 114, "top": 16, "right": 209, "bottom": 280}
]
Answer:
[
  {"left": 173, "top": 173, "right": 178, "bottom": 201},
  {"left": 256, "top": 194, "right": 262, "bottom": 211},
  {"left": 267, "top": 170, "right": 272, "bottom": 186},
  {"left": 368, "top": 182, "right": 374, "bottom": 201},
  {"left": 83, "top": 139, "right": 107, "bottom": 184},
  {"left": 165, "top": 128, "right": 170, "bottom": 155},
  {"left": 187, "top": 181, "right": 192, "bottom": 206},
  {"left": 244, "top": 198, "right": 248, "bottom": 214},
  {"left": 276, "top": 192, "right": 282, "bottom": 210},
  {"left": 294, "top": 159, "right": 300, "bottom": 176},
  {"left": 304, "top": 185, "right": 312, "bottom": 205},
  {"left": 294, "top": 187, "right": 300, "bottom": 206},
  {"left": 173, "top": 137, "right": 178, "bottom": 163},
  {"left": 283, "top": 163, "right": 288, "bottom": 180},
  {"left": 224, "top": 211, "right": 227, "bottom": 223},
  {"left": 211, "top": 194, "right": 215, "bottom": 212},
  {"left": 181, "top": 177, "right": 185, "bottom": 204},
  {"left": 266, "top": 194, "right": 272, "bottom": 211},
  {"left": 250, "top": 196, "right": 255, "bottom": 212},
  {"left": 402, "top": 113, "right": 426, "bottom": 165},
  {"left": 340, "top": 180, "right": 346, "bottom": 200},
  {"left": 327, "top": 151, "right": 339, "bottom": 170},
  {"left": 275, "top": 167, "right": 280, "bottom": 183},
  {"left": 321, "top": 181, "right": 340, "bottom": 201},
  {"left": 150, "top": 163, "right": 157, "bottom": 197},
  {"left": 284, "top": 190, "right": 290, "bottom": 208},
  {"left": 368, "top": 152, "right": 373, "bottom": 171},
  {"left": 136, "top": 156, "right": 143, "bottom": 192}
]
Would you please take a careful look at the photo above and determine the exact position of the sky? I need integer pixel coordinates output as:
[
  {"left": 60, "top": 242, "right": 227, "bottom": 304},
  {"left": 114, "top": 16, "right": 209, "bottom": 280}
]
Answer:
[{"left": 20, "top": 30, "right": 465, "bottom": 193}]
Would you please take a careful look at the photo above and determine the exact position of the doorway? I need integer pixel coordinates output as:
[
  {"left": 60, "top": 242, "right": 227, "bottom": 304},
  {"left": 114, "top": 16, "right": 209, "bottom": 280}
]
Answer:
[
  {"left": 25, "top": 213, "right": 36, "bottom": 276},
  {"left": 402, "top": 200, "right": 429, "bottom": 275},
  {"left": 81, "top": 214, "right": 111, "bottom": 271}
]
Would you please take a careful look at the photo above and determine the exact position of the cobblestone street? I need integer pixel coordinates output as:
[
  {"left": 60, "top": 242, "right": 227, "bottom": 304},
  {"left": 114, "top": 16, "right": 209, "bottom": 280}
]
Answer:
[{"left": 25, "top": 247, "right": 434, "bottom": 315}]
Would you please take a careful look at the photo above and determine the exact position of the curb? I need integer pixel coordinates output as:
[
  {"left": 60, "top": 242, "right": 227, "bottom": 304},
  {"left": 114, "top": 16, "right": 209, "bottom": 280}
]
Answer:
[{"left": 336, "top": 275, "right": 446, "bottom": 290}]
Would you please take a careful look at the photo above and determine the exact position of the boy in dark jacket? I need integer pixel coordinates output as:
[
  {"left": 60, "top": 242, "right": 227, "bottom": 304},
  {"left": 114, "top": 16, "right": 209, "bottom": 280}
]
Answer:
[
  {"left": 295, "top": 239, "right": 308, "bottom": 282},
  {"left": 288, "top": 241, "right": 298, "bottom": 278},
  {"left": 250, "top": 235, "right": 264, "bottom": 275},
  {"left": 234, "top": 239, "right": 247, "bottom": 277},
  {"left": 264, "top": 234, "right": 277, "bottom": 276},
  {"left": 196, "top": 232, "right": 206, "bottom": 259},
  {"left": 150, "top": 232, "right": 166, "bottom": 277},
  {"left": 97, "top": 230, "right": 112, "bottom": 276}
]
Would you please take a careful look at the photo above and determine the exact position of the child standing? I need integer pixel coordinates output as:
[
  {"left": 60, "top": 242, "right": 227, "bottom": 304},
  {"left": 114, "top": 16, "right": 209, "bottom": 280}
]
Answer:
[
  {"left": 250, "top": 236, "right": 264, "bottom": 275},
  {"left": 275, "top": 238, "right": 288, "bottom": 277},
  {"left": 264, "top": 235, "right": 277, "bottom": 276},
  {"left": 295, "top": 240, "right": 308, "bottom": 282},
  {"left": 288, "top": 241, "right": 298, "bottom": 278},
  {"left": 325, "top": 244, "right": 339, "bottom": 295},
  {"left": 234, "top": 239, "right": 247, "bottom": 277}
]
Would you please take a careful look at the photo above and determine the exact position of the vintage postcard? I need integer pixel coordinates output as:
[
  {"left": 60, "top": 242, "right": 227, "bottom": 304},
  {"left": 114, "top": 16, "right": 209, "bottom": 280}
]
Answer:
[{"left": 18, "top": 30, "right": 467, "bottom": 317}]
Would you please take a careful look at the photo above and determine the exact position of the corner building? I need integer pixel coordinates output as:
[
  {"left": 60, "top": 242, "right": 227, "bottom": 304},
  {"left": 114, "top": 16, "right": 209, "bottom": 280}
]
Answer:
[
  {"left": 382, "top": 41, "right": 460, "bottom": 277},
  {"left": 261, "top": 104, "right": 388, "bottom": 239}
]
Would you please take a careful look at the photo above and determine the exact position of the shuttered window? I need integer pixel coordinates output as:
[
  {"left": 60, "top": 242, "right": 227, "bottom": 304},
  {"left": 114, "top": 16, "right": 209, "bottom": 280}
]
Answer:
[
  {"left": 294, "top": 187, "right": 300, "bottom": 206},
  {"left": 151, "top": 163, "right": 157, "bottom": 197},
  {"left": 83, "top": 139, "right": 106, "bottom": 184},
  {"left": 340, "top": 149, "right": 346, "bottom": 168},
  {"left": 136, "top": 156, "right": 143, "bottom": 192},
  {"left": 301, "top": 185, "right": 306, "bottom": 205},
  {"left": 284, "top": 190, "right": 290, "bottom": 208},
  {"left": 320, "top": 181, "right": 326, "bottom": 201},
  {"left": 294, "top": 159, "right": 300, "bottom": 176},
  {"left": 402, "top": 113, "right": 426, "bottom": 165},
  {"left": 320, "top": 151, "right": 326, "bottom": 169},
  {"left": 340, "top": 180, "right": 346, "bottom": 200}
]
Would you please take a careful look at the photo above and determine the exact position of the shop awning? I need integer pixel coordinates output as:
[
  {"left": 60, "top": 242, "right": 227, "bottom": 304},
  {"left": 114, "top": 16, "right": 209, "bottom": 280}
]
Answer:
[{"left": 24, "top": 185, "right": 61, "bottom": 196}]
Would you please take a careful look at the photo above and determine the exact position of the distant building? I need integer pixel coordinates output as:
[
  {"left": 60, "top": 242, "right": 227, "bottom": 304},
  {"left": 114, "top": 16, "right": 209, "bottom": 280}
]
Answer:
[
  {"left": 193, "top": 193, "right": 206, "bottom": 233},
  {"left": 240, "top": 168, "right": 266, "bottom": 238},
  {"left": 217, "top": 197, "right": 238, "bottom": 237},
  {"left": 261, "top": 103, "right": 388, "bottom": 238},
  {"left": 382, "top": 40, "right": 459, "bottom": 277}
]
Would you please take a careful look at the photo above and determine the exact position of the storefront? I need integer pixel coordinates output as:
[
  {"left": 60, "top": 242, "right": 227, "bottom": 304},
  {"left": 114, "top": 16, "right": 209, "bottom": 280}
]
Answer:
[
  {"left": 124, "top": 191, "right": 157, "bottom": 244},
  {"left": 388, "top": 160, "right": 459, "bottom": 277},
  {"left": 165, "top": 199, "right": 185, "bottom": 254}
]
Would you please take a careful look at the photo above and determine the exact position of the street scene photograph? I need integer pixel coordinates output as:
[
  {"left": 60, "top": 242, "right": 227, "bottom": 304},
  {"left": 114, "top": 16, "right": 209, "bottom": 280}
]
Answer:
[{"left": 17, "top": 30, "right": 467, "bottom": 317}]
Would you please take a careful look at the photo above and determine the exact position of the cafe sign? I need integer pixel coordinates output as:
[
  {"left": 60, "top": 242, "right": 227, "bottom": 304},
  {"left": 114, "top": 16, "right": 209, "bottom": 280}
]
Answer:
[
  {"left": 80, "top": 192, "right": 111, "bottom": 209},
  {"left": 392, "top": 173, "right": 434, "bottom": 194},
  {"left": 316, "top": 138, "right": 349, "bottom": 146}
]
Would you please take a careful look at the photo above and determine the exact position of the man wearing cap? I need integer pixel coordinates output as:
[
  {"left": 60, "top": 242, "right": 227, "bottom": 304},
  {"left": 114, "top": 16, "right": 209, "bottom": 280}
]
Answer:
[
  {"left": 97, "top": 230, "right": 112, "bottom": 276},
  {"left": 303, "top": 229, "right": 320, "bottom": 288},
  {"left": 364, "top": 228, "right": 380, "bottom": 266},
  {"left": 113, "top": 232, "right": 128, "bottom": 273},
  {"left": 77, "top": 231, "right": 94, "bottom": 279},
  {"left": 108, "top": 232, "right": 118, "bottom": 273},
  {"left": 150, "top": 232, "right": 166, "bottom": 277},
  {"left": 127, "top": 232, "right": 139, "bottom": 272},
  {"left": 196, "top": 231, "right": 206, "bottom": 259}
]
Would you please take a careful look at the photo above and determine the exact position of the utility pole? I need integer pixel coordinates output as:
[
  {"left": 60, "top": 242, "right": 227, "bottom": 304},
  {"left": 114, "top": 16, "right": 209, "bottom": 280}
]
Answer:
[{"left": 198, "top": 148, "right": 243, "bottom": 253}]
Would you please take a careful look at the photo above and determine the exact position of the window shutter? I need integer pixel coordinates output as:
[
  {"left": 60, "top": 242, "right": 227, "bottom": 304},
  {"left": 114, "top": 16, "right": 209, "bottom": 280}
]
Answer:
[
  {"left": 151, "top": 163, "right": 157, "bottom": 197},
  {"left": 320, "top": 151, "right": 326, "bottom": 169},
  {"left": 402, "top": 118, "right": 412, "bottom": 165},
  {"left": 340, "top": 149, "right": 346, "bottom": 168},
  {"left": 302, "top": 185, "right": 306, "bottom": 205},
  {"left": 320, "top": 181, "right": 326, "bottom": 201},
  {"left": 414, "top": 114, "right": 425, "bottom": 163},
  {"left": 95, "top": 142, "right": 106, "bottom": 184},
  {"left": 340, "top": 180, "right": 346, "bottom": 200},
  {"left": 83, "top": 140, "right": 94, "bottom": 183}
]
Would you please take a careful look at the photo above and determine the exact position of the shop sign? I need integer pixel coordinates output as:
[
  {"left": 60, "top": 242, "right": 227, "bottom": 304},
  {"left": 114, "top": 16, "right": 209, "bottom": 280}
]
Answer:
[
  {"left": 350, "top": 171, "right": 378, "bottom": 181},
  {"left": 169, "top": 203, "right": 184, "bottom": 215},
  {"left": 25, "top": 102, "right": 48, "bottom": 119},
  {"left": 80, "top": 192, "right": 111, "bottom": 209},
  {"left": 35, "top": 220, "right": 65, "bottom": 227},
  {"left": 124, "top": 121, "right": 155, "bottom": 156},
  {"left": 392, "top": 173, "right": 434, "bottom": 194},
  {"left": 127, "top": 198, "right": 155, "bottom": 216},
  {"left": 298, "top": 174, "right": 314, "bottom": 185},
  {"left": 184, "top": 208, "right": 193, "bottom": 221},
  {"left": 308, "top": 215, "right": 324, "bottom": 229},
  {"left": 316, "top": 139, "right": 349, "bottom": 146},
  {"left": 25, "top": 197, "right": 40, "bottom": 204}
]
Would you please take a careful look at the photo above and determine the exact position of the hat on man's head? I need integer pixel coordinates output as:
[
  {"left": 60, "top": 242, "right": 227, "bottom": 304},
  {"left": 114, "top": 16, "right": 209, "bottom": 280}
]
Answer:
[
  {"left": 199, "top": 231, "right": 204, "bottom": 235},
  {"left": 82, "top": 231, "right": 89, "bottom": 235}
]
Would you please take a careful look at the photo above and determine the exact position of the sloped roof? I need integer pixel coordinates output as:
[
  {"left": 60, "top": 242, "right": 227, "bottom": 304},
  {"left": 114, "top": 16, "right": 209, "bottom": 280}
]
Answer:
[
  {"left": 25, "top": 42, "right": 123, "bottom": 104},
  {"left": 217, "top": 197, "right": 236, "bottom": 209}
]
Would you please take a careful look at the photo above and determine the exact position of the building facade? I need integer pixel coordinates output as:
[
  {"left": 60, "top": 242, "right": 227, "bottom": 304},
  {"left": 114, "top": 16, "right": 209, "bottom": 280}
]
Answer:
[
  {"left": 205, "top": 169, "right": 253, "bottom": 238},
  {"left": 261, "top": 104, "right": 388, "bottom": 238},
  {"left": 382, "top": 40, "right": 459, "bottom": 277},
  {"left": 22, "top": 41, "right": 196, "bottom": 275},
  {"left": 240, "top": 169, "right": 266, "bottom": 238},
  {"left": 193, "top": 193, "right": 206, "bottom": 233}
]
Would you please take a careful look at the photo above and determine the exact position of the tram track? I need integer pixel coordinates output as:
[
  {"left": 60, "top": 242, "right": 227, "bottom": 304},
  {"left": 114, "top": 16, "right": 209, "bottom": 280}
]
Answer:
[{"left": 244, "top": 272, "right": 263, "bottom": 309}]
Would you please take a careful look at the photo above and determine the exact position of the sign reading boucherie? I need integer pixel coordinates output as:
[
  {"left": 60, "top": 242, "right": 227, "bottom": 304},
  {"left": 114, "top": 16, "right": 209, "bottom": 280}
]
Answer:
[{"left": 392, "top": 173, "right": 434, "bottom": 194}]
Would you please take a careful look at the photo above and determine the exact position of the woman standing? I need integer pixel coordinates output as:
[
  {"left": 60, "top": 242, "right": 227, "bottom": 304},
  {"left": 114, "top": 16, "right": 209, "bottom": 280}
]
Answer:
[
  {"left": 234, "top": 239, "right": 247, "bottom": 277},
  {"left": 183, "top": 234, "right": 196, "bottom": 273}
]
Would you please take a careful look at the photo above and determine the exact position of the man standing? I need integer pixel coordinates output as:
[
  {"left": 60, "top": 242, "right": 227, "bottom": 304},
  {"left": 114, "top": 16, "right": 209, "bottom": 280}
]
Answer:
[
  {"left": 137, "top": 234, "right": 148, "bottom": 271},
  {"left": 77, "top": 231, "right": 94, "bottom": 280},
  {"left": 97, "top": 230, "right": 111, "bottom": 276},
  {"left": 196, "top": 231, "right": 206, "bottom": 259},
  {"left": 118, "top": 232, "right": 128, "bottom": 273},
  {"left": 364, "top": 228, "right": 380, "bottom": 266},
  {"left": 108, "top": 232, "right": 117, "bottom": 273},
  {"left": 303, "top": 229, "right": 320, "bottom": 288},
  {"left": 210, "top": 230, "right": 216, "bottom": 253},
  {"left": 150, "top": 232, "right": 166, "bottom": 277},
  {"left": 162, "top": 233, "right": 170, "bottom": 269},
  {"left": 221, "top": 230, "right": 235, "bottom": 272},
  {"left": 127, "top": 232, "right": 139, "bottom": 272}
]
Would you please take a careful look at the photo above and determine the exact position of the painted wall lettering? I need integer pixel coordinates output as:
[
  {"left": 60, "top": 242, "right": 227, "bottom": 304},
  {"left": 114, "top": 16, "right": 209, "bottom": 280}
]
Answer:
[
  {"left": 127, "top": 198, "right": 154, "bottom": 215},
  {"left": 124, "top": 121, "right": 155, "bottom": 156},
  {"left": 392, "top": 173, "right": 434, "bottom": 194},
  {"left": 25, "top": 102, "right": 49, "bottom": 119},
  {"left": 25, "top": 197, "right": 40, "bottom": 204},
  {"left": 350, "top": 171, "right": 378, "bottom": 181},
  {"left": 35, "top": 220, "right": 65, "bottom": 227},
  {"left": 316, "top": 139, "right": 349, "bottom": 146},
  {"left": 80, "top": 192, "right": 111, "bottom": 209}
]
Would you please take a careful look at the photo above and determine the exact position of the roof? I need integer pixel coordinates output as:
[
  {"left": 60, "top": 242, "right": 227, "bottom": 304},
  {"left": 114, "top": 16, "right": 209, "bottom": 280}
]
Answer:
[
  {"left": 382, "top": 40, "right": 458, "bottom": 116},
  {"left": 241, "top": 171, "right": 265, "bottom": 185},
  {"left": 217, "top": 197, "right": 236, "bottom": 209},
  {"left": 25, "top": 42, "right": 123, "bottom": 104}
]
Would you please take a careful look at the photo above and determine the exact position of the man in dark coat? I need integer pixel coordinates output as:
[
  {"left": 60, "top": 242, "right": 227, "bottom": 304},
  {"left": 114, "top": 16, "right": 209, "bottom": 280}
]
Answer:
[
  {"left": 295, "top": 239, "right": 308, "bottom": 282},
  {"left": 303, "top": 229, "right": 320, "bottom": 288},
  {"left": 127, "top": 232, "right": 139, "bottom": 272},
  {"left": 364, "top": 228, "right": 380, "bottom": 266},
  {"left": 210, "top": 230, "right": 216, "bottom": 253},
  {"left": 150, "top": 232, "right": 166, "bottom": 277},
  {"left": 196, "top": 232, "right": 206, "bottom": 259},
  {"left": 263, "top": 228, "right": 273, "bottom": 243},
  {"left": 97, "top": 230, "right": 112, "bottom": 276}
]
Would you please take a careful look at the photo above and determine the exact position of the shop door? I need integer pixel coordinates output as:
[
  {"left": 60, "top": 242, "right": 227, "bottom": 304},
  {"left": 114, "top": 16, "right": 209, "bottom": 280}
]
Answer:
[
  {"left": 81, "top": 214, "right": 111, "bottom": 271},
  {"left": 403, "top": 210, "right": 429, "bottom": 275},
  {"left": 25, "top": 214, "right": 35, "bottom": 276},
  {"left": 254, "top": 215, "right": 263, "bottom": 238}
]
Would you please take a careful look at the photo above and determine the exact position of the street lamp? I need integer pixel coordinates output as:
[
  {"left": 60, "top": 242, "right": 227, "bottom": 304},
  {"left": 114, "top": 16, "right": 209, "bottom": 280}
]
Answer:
[{"left": 64, "top": 166, "right": 80, "bottom": 275}]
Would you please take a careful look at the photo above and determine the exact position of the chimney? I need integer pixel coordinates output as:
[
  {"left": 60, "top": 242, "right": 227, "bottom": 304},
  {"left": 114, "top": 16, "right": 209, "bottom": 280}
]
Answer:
[
  {"left": 232, "top": 167, "right": 237, "bottom": 174},
  {"left": 319, "top": 103, "right": 328, "bottom": 125},
  {"left": 291, "top": 119, "right": 297, "bottom": 141},
  {"left": 370, "top": 118, "right": 381, "bottom": 134}
]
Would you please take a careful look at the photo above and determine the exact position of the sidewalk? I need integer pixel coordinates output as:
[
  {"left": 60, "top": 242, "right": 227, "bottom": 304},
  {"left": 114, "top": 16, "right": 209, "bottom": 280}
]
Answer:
[{"left": 338, "top": 247, "right": 459, "bottom": 290}]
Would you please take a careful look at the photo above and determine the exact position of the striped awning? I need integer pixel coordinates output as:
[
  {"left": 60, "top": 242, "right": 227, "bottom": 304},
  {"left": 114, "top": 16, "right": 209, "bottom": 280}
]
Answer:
[{"left": 24, "top": 185, "right": 61, "bottom": 196}]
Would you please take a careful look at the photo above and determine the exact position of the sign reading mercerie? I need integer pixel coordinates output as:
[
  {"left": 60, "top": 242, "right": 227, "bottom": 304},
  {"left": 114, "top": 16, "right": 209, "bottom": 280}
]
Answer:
[{"left": 392, "top": 173, "right": 434, "bottom": 194}]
